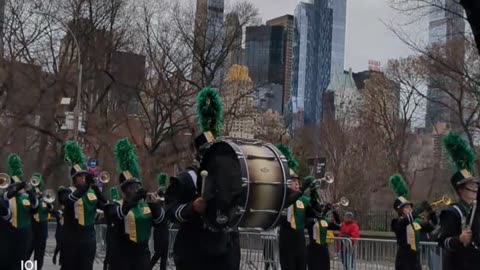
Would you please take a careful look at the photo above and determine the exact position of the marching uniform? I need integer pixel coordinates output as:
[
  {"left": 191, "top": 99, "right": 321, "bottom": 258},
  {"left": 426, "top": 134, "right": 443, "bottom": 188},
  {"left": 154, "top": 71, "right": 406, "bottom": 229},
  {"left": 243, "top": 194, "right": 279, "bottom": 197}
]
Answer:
[
  {"left": 150, "top": 173, "right": 170, "bottom": 270},
  {"left": 103, "top": 187, "right": 120, "bottom": 270},
  {"left": 306, "top": 204, "right": 341, "bottom": 270},
  {"left": 438, "top": 199, "right": 480, "bottom": 270},
  {"left": 106, "top": 138, "right": 166, "bottom": 270},
  {"left": 52, "top": 208, "right": 64, "bottom": 266},
  {"left": 438, "top": 133, "right": 480, "bottom": 270},
  {"left": 29, "top": 174, "right": 51, "bottom": 270},
  {"left": 389, "top": 174, "right": 434, "bottom": 270},
  {"left": 166, "top": 168, "right": 238, "bottom": 270},
  {"left": 0, "top": 155, "right": 39, "bottom": 270},
  {"left": 279, "top": 193, "right": 309, "bottom": 270},
  {"left": 59, "top": 141, "right": 106, "bottom": 270}
]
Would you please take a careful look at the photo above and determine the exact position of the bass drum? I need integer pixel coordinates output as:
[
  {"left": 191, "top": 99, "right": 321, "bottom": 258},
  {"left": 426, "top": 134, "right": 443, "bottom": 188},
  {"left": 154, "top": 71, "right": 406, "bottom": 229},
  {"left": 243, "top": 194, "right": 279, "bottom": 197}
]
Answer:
[{"left": 200, "top": 138, "right": 289, "bottom": 231}]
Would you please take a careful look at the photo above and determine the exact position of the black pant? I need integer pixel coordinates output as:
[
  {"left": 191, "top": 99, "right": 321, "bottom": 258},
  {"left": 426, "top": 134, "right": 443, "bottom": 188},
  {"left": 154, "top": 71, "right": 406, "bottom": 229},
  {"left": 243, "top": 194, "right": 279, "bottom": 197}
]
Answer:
[
  {"left": 60, "top": 240, "right": 96, "bottom": 270},
  {"left": 29, "top": 221, "right": 48, "bottom": 270},
  {"left": 307, "top": 242, "right": 329, "bottom": 270},
  {"left": 395, "top": 248, "right": 421, "bottom": 270},
  {"left": 111, "top": 252, "right": 151, "bottom": 270},
  {"left": 173, "top": 229, "right": 238, "bottom": 270},
  {"left": 279, "top": 226, "right": 306, "bottom": 270},
  {"left": 150, "top": 227, "right": 169, "bottom": 270},
  {"left": 103, "top": 226, "right": 113, "bottom": 270},
  {"left": 0, "top": 227, "right": 32, "bottom": 270}
]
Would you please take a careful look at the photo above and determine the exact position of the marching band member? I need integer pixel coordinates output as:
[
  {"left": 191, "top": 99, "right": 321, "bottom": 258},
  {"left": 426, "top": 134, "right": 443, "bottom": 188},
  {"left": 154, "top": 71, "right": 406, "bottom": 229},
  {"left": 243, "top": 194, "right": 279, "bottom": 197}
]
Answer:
[
  {"left": 104, "top": 138, "right": 166, "bottom": 270},
  {"left": 276, "top": 145, "right": 312, "bottom": 270},
  {"left": 166, "top": 88, "right": 239, "bottom": 270},
  {"left": 437, "top": 133, "right": 480, "bottom": 270},
  {"left": 305, "top": 176, "right": 341, "bottom": 270},
  {"left": 150, "top": 173, "right": 170, "bottom": 270},
  {"left": 103, "top": 187, "right": 120, "bottom": 270},
  {"left": 29, "top": 173, "right": 52, "bottom": 270},
  {"left": 1, "top": 154, "right": 39, "bottom": 270},
  {"left": 389, "top": 174, "right": 435, "bottom": 270},
  {"left": 58, "top": 141, "right": 106, "bottom": 270},
  {"left": 52, "top": 202, "right": 64, "bottom": 266}
]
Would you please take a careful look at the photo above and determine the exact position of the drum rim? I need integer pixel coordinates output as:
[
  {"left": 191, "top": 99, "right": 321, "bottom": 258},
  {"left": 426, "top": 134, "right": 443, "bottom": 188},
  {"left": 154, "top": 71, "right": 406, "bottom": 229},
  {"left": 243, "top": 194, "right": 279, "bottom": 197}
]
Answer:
[{"left": 264, "top": 143, "right": 288, "bottom": 230}]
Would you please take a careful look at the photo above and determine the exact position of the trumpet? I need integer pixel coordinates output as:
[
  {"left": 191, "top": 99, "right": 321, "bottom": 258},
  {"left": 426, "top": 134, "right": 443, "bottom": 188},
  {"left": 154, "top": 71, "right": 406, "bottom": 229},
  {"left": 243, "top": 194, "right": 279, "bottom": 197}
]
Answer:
[
  {"left": 430, "top": 195, "right": 452, "bottom": 210},
  {"left": 43, "top": 189, "right": 56, "bottom": 204},
  {"left": 96, "top": 171, "right": 110, "bottom": 184},
  {"left": 0, "top": 173, "right": 11, "bottom": 189},
  {"left": 30, "top": 175, "right": 41, "bottom": 187},
  {"left": 146, "top": 192, "right": 162, "bottom": 203},
  {"left": 333, "top": 196, "right": 349, "bottom": 209},
  {"left": 312, "top": 172, "right": 334, "bottom": 191},
  {"left": 418, "top": 195, "right": 452, "bottom": 220}
]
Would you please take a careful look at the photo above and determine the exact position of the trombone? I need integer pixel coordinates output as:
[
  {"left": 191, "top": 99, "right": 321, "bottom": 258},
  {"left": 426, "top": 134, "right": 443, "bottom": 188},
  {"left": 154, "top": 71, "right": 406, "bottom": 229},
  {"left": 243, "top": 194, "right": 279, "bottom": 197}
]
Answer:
[
  {"left": 43, "top": 189, "right": 56, "bottom": 204},
  {"left": 0, "top": 173, "right": 11, "bottom": 189}
]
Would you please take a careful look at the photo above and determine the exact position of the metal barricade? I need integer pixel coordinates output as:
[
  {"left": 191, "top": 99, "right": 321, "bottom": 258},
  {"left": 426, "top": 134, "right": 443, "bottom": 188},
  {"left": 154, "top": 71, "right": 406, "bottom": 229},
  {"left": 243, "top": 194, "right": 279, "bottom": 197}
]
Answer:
[{"left": 44, "top": 224, "right": 443, "bottom": 270}]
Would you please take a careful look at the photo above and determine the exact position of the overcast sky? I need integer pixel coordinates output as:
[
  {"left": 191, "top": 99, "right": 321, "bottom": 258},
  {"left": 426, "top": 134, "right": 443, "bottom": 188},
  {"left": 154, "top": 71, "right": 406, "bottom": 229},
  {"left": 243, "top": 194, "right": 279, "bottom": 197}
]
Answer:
[{"left": 231, "top": 0, "right": 428, "bottom": 72}]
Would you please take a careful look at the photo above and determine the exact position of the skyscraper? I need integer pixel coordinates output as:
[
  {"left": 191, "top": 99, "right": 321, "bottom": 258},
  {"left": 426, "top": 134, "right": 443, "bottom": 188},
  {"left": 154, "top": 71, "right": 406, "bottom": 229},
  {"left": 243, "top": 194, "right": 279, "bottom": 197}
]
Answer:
[
  {"left": 267, "top": 15, "right": 295, "bottom": 114},
  {"left": 192, "top": 0, "right": 225, "bottom": 88},
  {"left": 291, "top": 0, "right": 333, "bottom": 127},
  {"left": 329, "top": 0, "right": 347, "bottom": 79},
  {"left": 425, "top": 0, "right": 465, "bottom": 132},
  {"left": 245, "top": 25, "right": 285, "bottom": 113}
]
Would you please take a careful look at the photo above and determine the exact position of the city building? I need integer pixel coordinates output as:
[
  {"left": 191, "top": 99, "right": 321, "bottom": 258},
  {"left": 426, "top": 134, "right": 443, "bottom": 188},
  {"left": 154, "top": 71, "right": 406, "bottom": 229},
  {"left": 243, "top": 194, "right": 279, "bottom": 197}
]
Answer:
[
  {"left": 291, "top": 0, "right": 333, "bottom": 128},
  {"left": 245, "top": 24, "right": 285, "bottom": 113},
  {"left": 221, "top": 65, "right": 255, "bottom": 139},
  {"left": 266, "top": 15, "right": 295, "bottom": 113},
  {"left": 192, "top": 0, "right": 225, "bottom": 88},
  {"left": 425, "top": 0, "right": 465, "bottom": 132},
  {"left": 324, "top": 69, "right": 361, "bottom": 127},
  {"left": 329, "top": 0, "right": 347, "bottom": 79}
]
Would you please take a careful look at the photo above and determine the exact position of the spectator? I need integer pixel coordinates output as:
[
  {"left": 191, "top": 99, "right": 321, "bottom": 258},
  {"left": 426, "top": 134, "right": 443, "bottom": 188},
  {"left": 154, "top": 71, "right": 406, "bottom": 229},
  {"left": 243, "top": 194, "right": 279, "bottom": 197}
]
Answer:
[{"left": 339, "top": 212, "right": 359, "bottom": 270}]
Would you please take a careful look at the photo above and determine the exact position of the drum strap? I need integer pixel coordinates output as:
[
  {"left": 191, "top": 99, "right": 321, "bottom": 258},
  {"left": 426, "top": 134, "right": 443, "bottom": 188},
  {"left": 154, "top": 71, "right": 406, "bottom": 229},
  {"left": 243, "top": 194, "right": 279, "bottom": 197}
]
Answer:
[{"left": 188, "top": 170, "right": 198, "bottom": 189}]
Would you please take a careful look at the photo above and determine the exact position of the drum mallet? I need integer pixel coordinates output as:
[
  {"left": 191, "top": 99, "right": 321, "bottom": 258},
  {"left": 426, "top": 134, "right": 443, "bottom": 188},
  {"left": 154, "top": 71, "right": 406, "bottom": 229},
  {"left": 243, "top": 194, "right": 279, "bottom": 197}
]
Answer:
[
  {"left": 201, "top": 170, "right": 208, "bottom": 197},
  {"left": 469, "top": 200, "right": 477, "bottom": 228}
]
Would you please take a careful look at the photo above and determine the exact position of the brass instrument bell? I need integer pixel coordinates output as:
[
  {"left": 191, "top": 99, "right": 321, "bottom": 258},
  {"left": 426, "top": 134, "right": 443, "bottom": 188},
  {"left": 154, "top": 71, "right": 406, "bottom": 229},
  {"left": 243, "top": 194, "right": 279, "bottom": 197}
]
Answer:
[
  {"left": 333, "top": 197, "right": 349, "bottom": 209},
  {"left": 0, "top": 173, "right": 11, "bottom": 189},
  {"left": 43, "top": 189, "right": 56, "bottom": 204},
  {"left": 30, "top": 175, "right": 41, "bottom": 187},
  {"left": 98, "top": 171, "right": 110, "bottom": 184}
]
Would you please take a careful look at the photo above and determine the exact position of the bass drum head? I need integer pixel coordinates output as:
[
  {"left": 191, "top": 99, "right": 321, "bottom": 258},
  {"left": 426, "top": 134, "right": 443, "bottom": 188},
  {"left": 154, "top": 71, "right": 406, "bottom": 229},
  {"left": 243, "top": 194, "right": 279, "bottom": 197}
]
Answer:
[{"left": 200, "top": 141, "right": 244, "bottom": 230}]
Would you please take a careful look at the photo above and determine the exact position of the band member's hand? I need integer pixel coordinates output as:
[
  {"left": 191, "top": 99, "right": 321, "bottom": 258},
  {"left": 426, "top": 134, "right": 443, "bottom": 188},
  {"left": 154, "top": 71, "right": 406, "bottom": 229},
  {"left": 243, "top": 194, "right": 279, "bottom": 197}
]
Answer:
[
  {"left": 134, "top": 188, "right": 147, "bottom": 202},
  {"left": 460, "top": 226, "right": 472, "bottom": 246},
  {"left": 193, "top": 197, "right": 206, "bottom": 214}
]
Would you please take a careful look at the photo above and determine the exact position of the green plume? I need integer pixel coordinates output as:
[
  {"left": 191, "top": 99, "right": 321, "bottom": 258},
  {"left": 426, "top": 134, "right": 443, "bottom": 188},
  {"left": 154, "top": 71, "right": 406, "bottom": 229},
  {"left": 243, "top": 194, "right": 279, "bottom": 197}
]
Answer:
[
  {"left": 114, "top": 138, "right": 141, "bottom": 178},
  {"left": 110, "top": 187, "right": 120, "bottom": 201},
  {"left": 275, "top": 144, "right": 299, "bottom": 170},
  {"left": 64, "top": 141, "right": 86, "bottom": 166},
  {"left": 443, "top": 132, "right": 476, "bottom": 173},
  {"left": 196, "top": 87, "right": 223, "bottom": 137},
  {"left": 157, "top": 173, "right": 169, "bottom": 188},
  {"left": 7, "top": 154, "right": 23, "bottom": 179},
  {"left": 388, "top": 174, "right": 409, "bottom": 199}
]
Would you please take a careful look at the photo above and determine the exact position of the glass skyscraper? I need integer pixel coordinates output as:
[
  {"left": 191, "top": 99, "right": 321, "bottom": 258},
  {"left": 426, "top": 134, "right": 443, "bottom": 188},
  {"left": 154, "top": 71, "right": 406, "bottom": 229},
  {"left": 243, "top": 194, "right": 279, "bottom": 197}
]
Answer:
[
  {"left": 291, "top": 0, "right": 333, "bottom": 127},
  {"left": 329, "top": 0, "right": 346, "bottom": 79}
]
